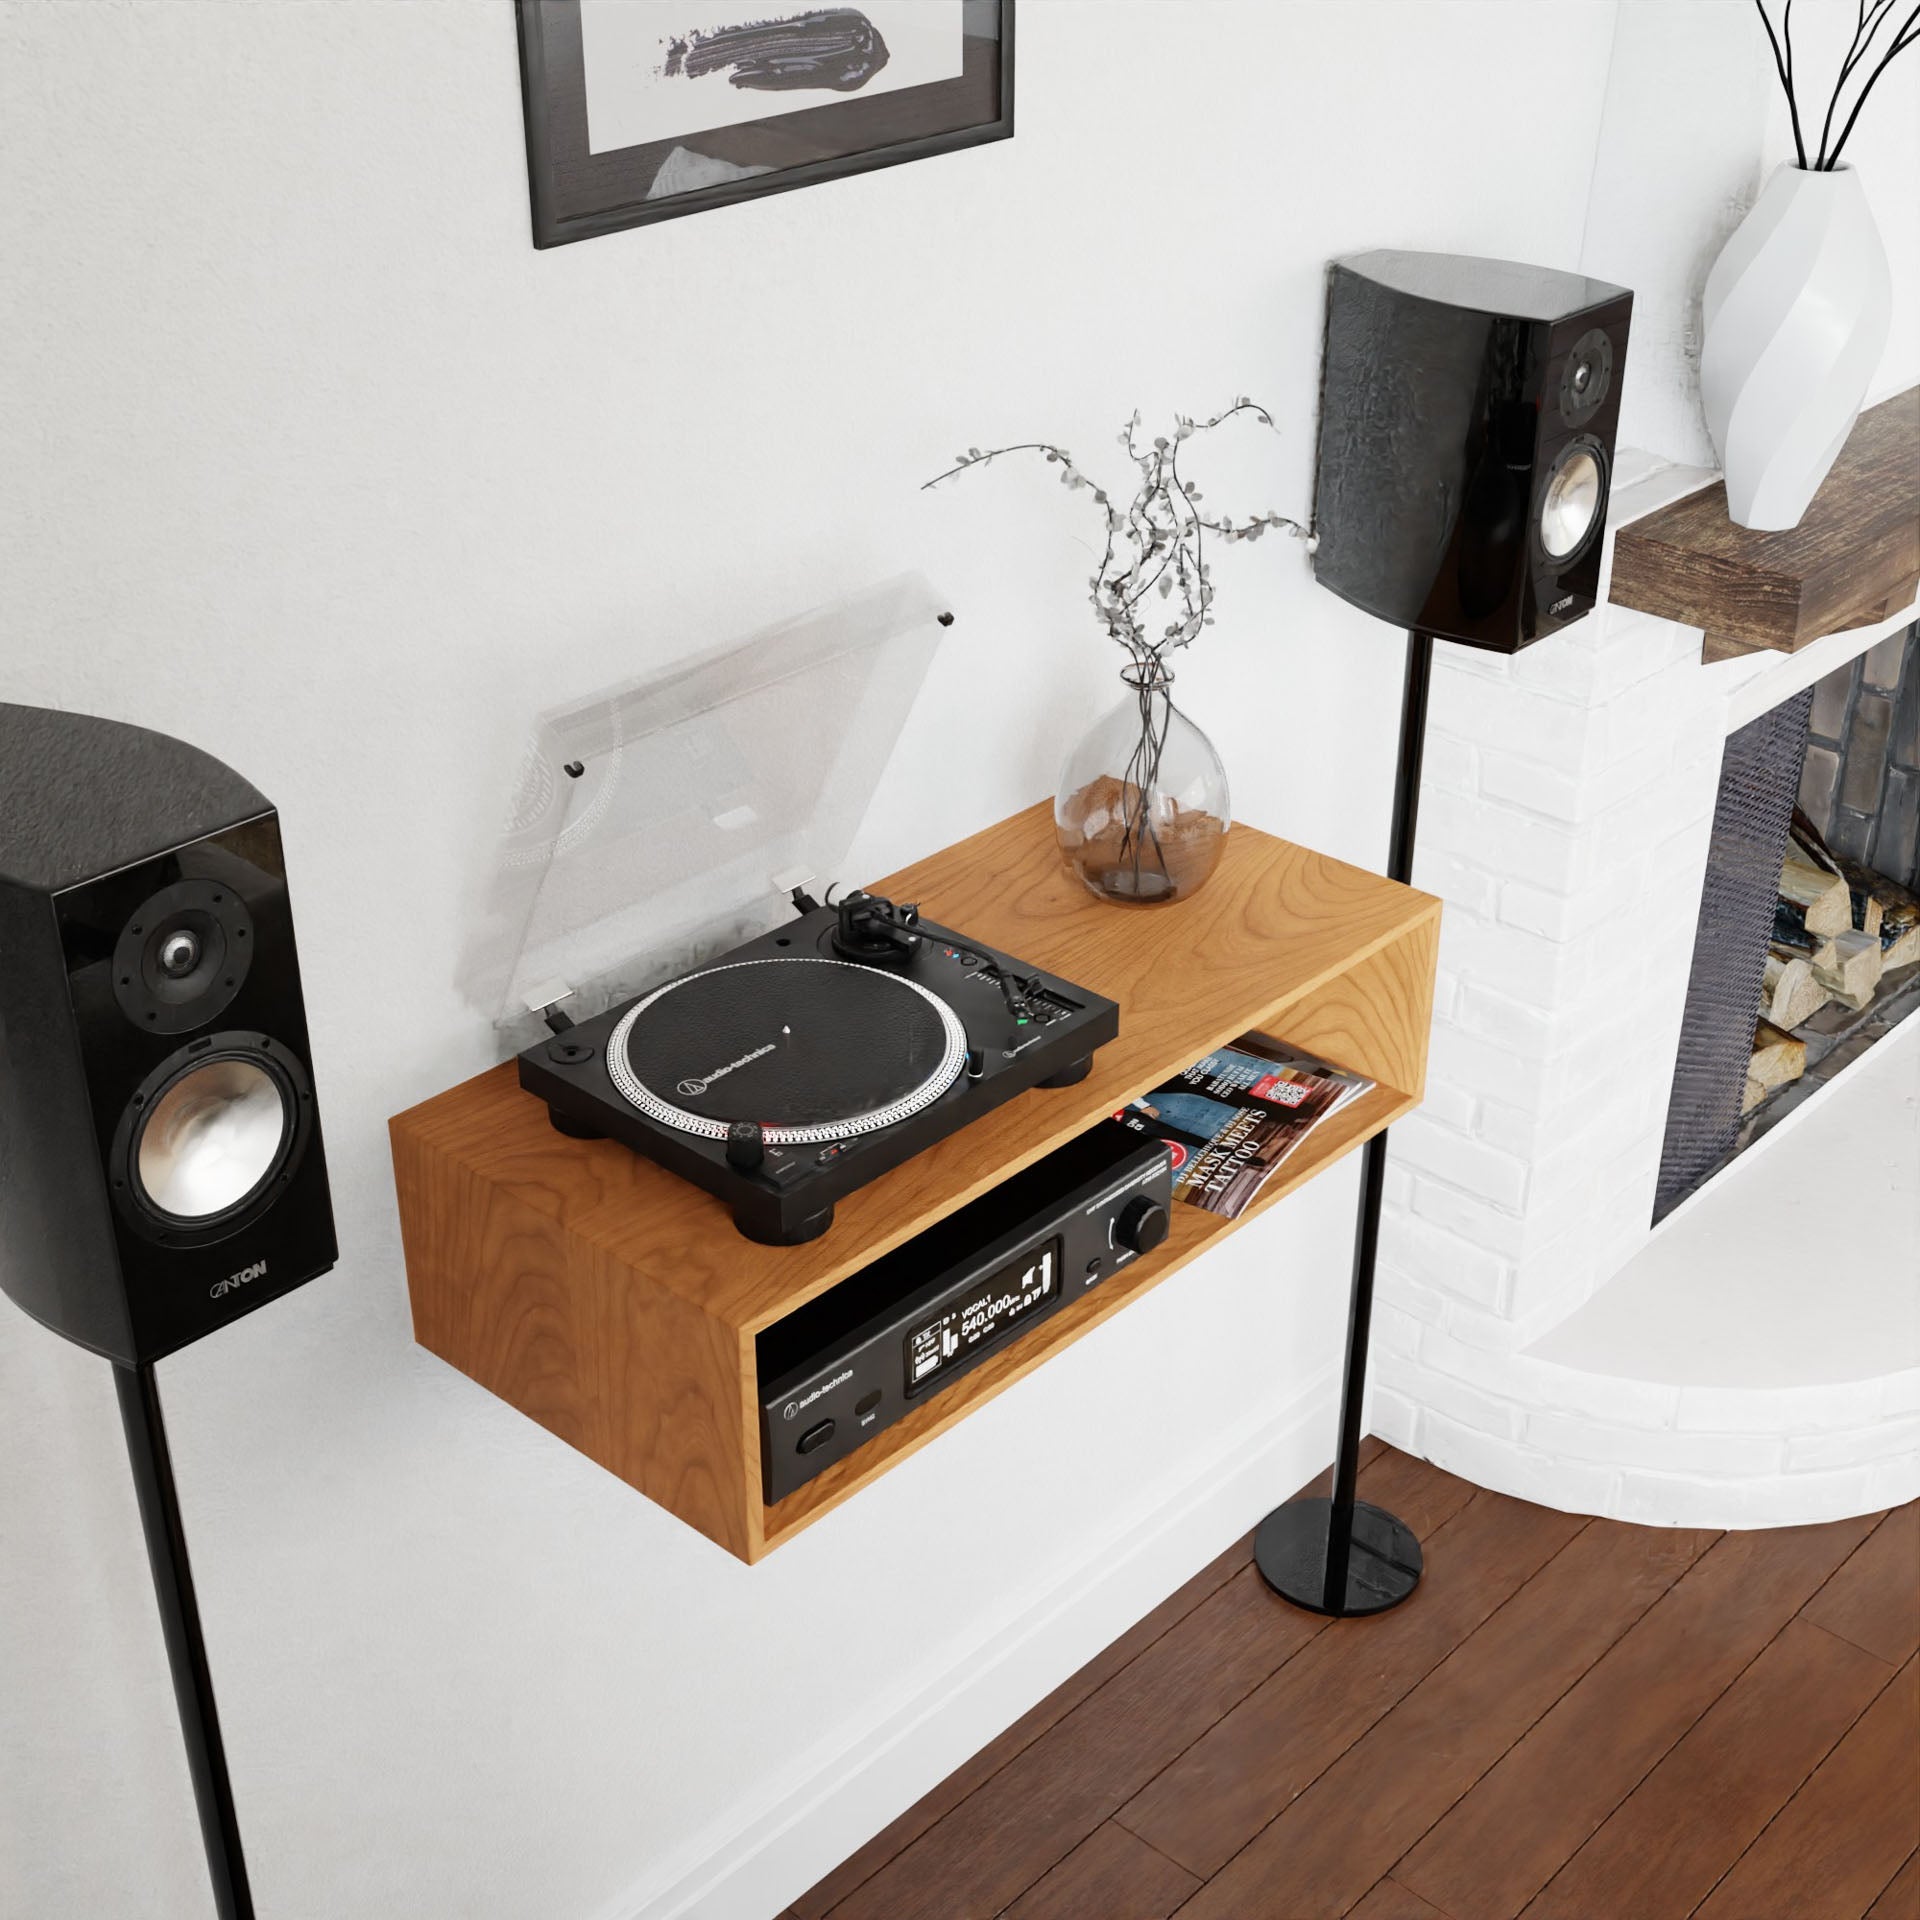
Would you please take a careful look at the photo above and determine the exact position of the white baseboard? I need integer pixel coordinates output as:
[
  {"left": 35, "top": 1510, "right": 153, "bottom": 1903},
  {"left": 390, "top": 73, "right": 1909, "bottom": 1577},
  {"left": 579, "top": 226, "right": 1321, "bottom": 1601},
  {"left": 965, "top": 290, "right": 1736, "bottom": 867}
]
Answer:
[{"left": 595, "top": 1367, "right": 1339, "bottom": 1920}]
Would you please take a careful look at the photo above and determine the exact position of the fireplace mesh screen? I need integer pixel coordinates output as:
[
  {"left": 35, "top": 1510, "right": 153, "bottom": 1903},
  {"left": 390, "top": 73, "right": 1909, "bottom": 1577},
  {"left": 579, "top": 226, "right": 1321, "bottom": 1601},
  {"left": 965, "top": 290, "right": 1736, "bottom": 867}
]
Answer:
[{"left": 1653, "top": 688, "right": 1814, "bottom": 1222}]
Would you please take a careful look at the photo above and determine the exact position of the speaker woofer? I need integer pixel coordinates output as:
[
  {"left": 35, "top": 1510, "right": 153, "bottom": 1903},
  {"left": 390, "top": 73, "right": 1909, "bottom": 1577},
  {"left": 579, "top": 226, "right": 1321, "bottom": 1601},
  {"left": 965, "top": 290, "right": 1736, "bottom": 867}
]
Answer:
[
  {"left": 1538, "top": 439, "right": 1607, "bottom": 562},
  {"left": 111, "top": 1032, "right": 314, "bottom": 1246}
]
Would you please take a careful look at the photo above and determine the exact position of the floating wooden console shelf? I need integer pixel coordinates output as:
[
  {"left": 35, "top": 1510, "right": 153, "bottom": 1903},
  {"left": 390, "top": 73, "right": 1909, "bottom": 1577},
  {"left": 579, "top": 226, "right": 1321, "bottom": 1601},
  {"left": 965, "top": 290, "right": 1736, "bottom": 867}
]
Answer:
[
  {"left": 390, "top": 803, "right": 1439, "bottom": 1562},
  {"left": 1609, "top": 386, "right": 1919, "bottom": 664}
]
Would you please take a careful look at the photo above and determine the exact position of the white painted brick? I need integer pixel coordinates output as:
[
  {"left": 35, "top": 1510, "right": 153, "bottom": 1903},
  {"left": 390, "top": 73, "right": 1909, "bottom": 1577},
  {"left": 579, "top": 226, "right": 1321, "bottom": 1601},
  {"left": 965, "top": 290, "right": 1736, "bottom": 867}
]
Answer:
[
  {"left": 1785, "top": 1415, "right": 1920, "bottom": 1473},
  {"left": 1452, "top": 977, "right": 1559, "bottom": 1059},
  {"left": 1441, "top": 914, "right": 1593, "bottom": 1010},
  {"left": 1506, "top": 1358, "right": 1681, "bottom": 1429},
  {"left": 1408, "top": 1176, "right": 1530, "bottom": 1259},
  {"left": 1879, "top": 1371, "right": 1920, "bottom": 1418},
  {"left": 1378, "top": 1209, "right": 1513, "bottom": 1310},
  {"left": 1412, "top": 847, "right": 1500, "bottom": 920},
  {"left": 1377, "top": 1354, "right": 1527, "bottom": 1442},
  {"left": 1389, "top": 1117, "right": 1529, "bottom": 1211},
  {"left": 1420, "top": 790, "right": 1602, "bottom": 896},
  {"left": 1432, "top": 968, "right": 1463, "bottom": 1022},
  {"left": 1372, "top": 1304, "right": 1425, "bottom": 1360},
  {"left": 1866, "top": 1454, "right": 1920, "bottom": 1510},
  {"left": 1420, "top": 1411, "right": 1618, "bottom": 1512},
  {"left": 1478, "top": 753, "right": 1587, "bottom": 824},
  {"left": 1497, "top": 877, "right": 1618, "bottom": 942},
  {"left": 1383, "top": 1162, "right": 1414, "bottom": 1211},
  {"left": 1375, "top": 1268, "right": 1451, "bottom": 1328},
  {"left": 1427, "top": 674, "right": 1599, "bottom": 765},
  {"left": 1367, "top": 1386, "right": 1423, "bottom": 1456},
  {"left": 1677, "top": 1380, "right": 1878, "bottom": 1435},
  {"left": 1421, "top": 730, "right": 1477, "bottom": 797},
  {"left": 1475, "top": 1096, "right": 1550, "bottom": 1160},
  {"left": 1612, "top": 1466, "right": 1878, "bottom": 1529},
  {"left": 1410, "top": 1078, "right": 1476, "bottom": 1137},
  {"left": 1424, "top": 1025, "right": 1555, "bottom": 1113},
  {"left": 1525, "top": 1411, "right": 1785, "bottom": 1476}
]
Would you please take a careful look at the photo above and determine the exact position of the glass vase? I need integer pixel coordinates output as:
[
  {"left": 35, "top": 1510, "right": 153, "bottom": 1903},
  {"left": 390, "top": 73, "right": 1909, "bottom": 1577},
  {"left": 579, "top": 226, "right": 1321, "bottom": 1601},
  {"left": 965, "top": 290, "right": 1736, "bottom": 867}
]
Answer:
[{"left": 1054, "top": 664, "right": 1231, "bottom": 907}]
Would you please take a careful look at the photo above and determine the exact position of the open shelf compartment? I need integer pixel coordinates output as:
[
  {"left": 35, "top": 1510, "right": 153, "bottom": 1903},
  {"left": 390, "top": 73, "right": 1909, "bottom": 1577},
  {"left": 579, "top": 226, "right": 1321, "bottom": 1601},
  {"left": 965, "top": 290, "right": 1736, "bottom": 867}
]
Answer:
[{"left": 391, "top": 801, "right": 1440, "bottom": 1562}]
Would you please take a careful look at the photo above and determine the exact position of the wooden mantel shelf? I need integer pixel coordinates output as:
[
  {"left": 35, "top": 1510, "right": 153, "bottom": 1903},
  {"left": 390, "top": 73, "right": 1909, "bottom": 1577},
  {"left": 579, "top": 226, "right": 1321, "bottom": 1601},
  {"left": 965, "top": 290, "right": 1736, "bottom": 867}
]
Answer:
[
  {"left": 390, "top": 804, "right": 1439, "bottom": 1562},
  {"left": 1609, "top": 387, "right": 1919, "bottom": 664}
]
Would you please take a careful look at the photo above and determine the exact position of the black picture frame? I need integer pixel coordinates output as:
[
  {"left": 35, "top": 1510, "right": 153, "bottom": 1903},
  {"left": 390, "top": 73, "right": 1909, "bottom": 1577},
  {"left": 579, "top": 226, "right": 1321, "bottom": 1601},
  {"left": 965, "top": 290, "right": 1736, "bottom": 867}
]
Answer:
[{"left": 515, "top": 0, "right": 1014, "bottom": 247}]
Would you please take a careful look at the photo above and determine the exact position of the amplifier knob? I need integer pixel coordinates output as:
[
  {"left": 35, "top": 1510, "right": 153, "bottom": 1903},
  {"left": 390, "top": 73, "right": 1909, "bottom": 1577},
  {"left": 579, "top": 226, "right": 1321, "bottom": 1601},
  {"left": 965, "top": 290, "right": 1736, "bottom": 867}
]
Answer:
[{"left": 1116, "top": 1195, "right": 1169, "bottom": 1255}]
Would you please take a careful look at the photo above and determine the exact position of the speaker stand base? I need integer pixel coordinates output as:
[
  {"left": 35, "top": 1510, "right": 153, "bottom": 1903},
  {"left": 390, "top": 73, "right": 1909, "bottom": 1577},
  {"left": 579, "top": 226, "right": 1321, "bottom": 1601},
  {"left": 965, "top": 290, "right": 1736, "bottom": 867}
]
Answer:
[{"left": 1254, "top": 1497, "right": 1422, "bottom": 1617}]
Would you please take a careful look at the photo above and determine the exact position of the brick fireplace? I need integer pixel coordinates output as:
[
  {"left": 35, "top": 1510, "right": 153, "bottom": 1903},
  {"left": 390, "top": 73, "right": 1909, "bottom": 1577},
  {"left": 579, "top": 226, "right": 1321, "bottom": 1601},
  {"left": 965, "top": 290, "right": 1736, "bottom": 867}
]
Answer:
[{"left": 1367, "top": 450, "right": 1920, "bottom": 1528}]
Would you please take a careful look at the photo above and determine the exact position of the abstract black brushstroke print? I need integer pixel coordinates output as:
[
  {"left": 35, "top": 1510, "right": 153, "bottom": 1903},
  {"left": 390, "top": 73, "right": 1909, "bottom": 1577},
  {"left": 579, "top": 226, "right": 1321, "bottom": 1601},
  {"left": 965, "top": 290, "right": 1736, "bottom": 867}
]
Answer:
[{"left": 662, "top": 8, "right": 891, "bottom": 93}]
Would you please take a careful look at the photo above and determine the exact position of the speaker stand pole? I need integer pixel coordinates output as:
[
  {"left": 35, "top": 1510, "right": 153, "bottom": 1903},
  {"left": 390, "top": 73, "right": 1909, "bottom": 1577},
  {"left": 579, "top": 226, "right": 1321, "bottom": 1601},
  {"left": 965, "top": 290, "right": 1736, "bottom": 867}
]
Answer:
[
  {"left": 115, "top": 1362, "right": 256, "bottom": 1920},
  {"left": 1254, "top": 628, "right": 1435, "bottom": 1617}
]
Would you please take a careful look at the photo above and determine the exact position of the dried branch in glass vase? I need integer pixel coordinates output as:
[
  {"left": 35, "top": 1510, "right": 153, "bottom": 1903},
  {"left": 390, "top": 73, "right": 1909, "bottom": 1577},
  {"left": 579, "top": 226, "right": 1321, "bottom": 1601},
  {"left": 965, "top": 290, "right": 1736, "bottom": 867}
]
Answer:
[{"left": 924, "top": 400, "right": 1307, "bottom": 907}]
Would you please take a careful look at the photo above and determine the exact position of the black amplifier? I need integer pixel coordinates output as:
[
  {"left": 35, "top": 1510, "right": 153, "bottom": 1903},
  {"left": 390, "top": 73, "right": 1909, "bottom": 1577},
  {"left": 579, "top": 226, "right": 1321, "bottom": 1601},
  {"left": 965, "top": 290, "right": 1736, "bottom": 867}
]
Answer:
[{"left": 756, "top": 1123, "right": 1174, "bottom": 1504}]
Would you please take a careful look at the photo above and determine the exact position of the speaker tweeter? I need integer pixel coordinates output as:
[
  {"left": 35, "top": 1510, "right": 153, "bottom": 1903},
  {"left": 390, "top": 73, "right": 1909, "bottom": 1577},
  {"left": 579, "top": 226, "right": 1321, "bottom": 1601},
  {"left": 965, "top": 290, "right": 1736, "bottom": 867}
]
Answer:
[{"left": 113, "top": 878, "right": 255, "bottom": 1035}]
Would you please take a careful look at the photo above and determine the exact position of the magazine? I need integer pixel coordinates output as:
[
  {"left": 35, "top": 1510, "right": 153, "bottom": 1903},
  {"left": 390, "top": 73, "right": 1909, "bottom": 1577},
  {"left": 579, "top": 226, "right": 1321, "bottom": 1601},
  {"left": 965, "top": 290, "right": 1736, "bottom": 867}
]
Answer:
[{"left": 1112, "top": 1031, "right": 1373, "bottom": 1221}]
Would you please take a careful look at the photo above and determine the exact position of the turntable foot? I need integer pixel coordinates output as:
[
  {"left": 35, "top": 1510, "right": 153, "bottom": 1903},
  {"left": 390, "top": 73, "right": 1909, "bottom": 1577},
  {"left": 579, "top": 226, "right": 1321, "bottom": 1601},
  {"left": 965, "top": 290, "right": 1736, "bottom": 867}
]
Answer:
[
  {"left": 1039, "top": 1056, "right": 1093, "bottom": 1088},
  {"left": 738, "top": 1203, "right": 835, "bottom": 1246},
  {"left": 548, "top": 1107, "right": 605, "bottom": 1141}
]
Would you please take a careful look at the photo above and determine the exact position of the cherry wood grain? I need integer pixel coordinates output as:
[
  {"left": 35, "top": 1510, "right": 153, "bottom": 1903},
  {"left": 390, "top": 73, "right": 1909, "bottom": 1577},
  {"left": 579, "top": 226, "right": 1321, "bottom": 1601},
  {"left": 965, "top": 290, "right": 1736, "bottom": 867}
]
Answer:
[
  {"left": 1393, "top": 1513, "right": 1881, "bottom": 1920},
  {"left": 392, "top": 805, "right": 1438, "bottom": 1560},
  {"left": 1609, "top": 387, "right": 1920, "bottom": 662},
  {"left": 1524, "top": 1617, "right": 1891, "bottom": 1920},
  {"left": 1118, "top": 1487, "right": 1585, "bottom": 1883},
  {"left": 1693, "top": 1655, "right": 1920, "bottom": 1920},
  {"left": 1169, "top": 1519, "right": 1714, "bottom": 1918}
]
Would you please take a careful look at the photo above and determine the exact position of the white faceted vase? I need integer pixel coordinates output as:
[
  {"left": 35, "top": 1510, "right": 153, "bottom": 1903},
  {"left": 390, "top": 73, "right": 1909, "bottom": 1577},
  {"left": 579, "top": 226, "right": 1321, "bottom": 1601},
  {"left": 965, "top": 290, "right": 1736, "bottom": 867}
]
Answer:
[{"left": 1700, "top": 163, "right": 1891, "bottom": 531}]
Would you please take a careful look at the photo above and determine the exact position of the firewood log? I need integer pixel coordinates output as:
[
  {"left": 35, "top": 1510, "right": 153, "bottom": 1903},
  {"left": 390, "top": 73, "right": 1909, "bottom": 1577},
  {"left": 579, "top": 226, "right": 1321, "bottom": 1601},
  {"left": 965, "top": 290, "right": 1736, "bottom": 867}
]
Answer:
[
  {"left": 1749, "top": 1019, "right": 1807, "bottom": 1091},
  {"left": 1781, "top": 849, "right": 1854, "bottom": 938},
  {"left": 1742, "top": 1074, "right": 1767, "bottom": 1115},
  {"left": 1763, "top": 947, "right": 1830, "bottom": 1028},
  {"left": 1772, "top": 898, "right": 1841, "bottom": 971},
  {"left": 1813, "top": 928, "right": 1884, "bottom": 1010},
  {"left": 1794, "top": 808, "right": 1920, "bottom": 965}
]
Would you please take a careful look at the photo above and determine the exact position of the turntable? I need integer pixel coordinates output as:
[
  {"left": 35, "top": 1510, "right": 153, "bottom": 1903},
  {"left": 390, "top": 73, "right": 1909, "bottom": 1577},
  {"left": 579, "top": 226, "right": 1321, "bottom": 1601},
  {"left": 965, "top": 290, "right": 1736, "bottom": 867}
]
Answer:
[
  {"left": 520, "top": 888, "right": 1119, "bottom": 1243},
  {"left": 476, "top": 576, "right": 1120, "bottom": 1245}
]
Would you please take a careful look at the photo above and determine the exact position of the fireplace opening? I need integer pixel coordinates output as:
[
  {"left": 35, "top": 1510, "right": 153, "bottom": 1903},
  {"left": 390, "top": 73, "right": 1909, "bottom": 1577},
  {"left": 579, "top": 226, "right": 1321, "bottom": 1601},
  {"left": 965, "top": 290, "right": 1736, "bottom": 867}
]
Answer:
[{"left": 1654, "top": 622, "right": 1920, "bottom": 1222}]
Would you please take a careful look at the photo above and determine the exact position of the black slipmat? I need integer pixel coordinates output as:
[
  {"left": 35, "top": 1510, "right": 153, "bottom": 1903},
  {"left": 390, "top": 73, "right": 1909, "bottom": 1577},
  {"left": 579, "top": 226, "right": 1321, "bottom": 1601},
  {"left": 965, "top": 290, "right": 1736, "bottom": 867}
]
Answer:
[
  {"left": 623, "top": 959, "right": 957, "bottom": 1133},
  {"left": 519, "top": 900, "right": 1120, "bottom": 1244}
]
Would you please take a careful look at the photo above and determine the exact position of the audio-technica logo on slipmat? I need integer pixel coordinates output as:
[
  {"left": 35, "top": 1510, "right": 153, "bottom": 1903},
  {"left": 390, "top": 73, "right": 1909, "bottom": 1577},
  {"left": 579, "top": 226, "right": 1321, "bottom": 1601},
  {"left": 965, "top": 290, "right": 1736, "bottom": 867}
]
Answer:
[
  {"left": 210, "top": 1259, "right": 267, "bottom": 1299},
  {"left": 677, "top": 1042, "right": 776, "bottom": 1098}
]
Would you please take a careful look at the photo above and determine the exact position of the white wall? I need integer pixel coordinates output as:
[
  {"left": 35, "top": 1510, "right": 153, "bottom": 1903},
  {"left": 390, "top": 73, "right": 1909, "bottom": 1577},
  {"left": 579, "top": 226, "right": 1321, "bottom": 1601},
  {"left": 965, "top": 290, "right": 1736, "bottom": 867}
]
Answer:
[{"left": 0, "top": 3, "right": 1802, "bottom": 1916}]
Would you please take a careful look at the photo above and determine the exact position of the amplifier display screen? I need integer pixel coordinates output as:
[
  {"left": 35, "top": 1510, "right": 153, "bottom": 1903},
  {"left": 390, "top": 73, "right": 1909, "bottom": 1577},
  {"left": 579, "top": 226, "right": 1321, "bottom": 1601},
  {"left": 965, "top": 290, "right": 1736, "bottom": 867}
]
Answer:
[{"left": 904, "top": 1237, "right": 1062, "bottom": 1397}]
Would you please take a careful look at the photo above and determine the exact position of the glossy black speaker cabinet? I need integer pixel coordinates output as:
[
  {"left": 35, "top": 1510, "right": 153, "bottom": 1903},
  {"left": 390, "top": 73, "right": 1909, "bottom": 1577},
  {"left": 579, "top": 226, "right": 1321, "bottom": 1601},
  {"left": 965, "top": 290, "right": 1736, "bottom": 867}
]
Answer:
[
  {"left": 0, "top": 704, "right": 336, "bottom": 1364},
  {"left": 1313, "top": 250, "right": 1633, "bottom": 653}
]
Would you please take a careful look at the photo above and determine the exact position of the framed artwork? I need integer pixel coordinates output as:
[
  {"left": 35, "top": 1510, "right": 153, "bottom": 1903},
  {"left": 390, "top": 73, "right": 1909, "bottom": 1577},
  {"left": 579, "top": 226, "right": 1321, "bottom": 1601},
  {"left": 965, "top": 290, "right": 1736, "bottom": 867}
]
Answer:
[{"left": 515, "top": 0, "right": 1014, "bottom": 246}]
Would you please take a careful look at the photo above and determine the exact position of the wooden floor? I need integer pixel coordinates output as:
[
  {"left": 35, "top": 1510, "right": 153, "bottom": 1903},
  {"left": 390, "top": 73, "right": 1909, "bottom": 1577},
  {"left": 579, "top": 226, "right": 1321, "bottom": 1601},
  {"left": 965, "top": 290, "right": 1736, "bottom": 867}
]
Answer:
[{"left": 790, "top": 1444, "right": 1920, "bottom": 1920}]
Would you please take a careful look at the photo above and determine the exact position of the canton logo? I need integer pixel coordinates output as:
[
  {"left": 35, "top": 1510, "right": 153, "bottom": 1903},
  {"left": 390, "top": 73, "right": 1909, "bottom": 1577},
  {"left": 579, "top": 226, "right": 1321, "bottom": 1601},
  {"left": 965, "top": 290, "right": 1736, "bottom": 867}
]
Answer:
[
  {"left": 211, "top": 1259, "right": 267, "bottom": 1300},
  {"left": 1550, "top": 594, "right": 1579, "bottom": 616},
  {"left": 677, "top": 1042, "right": 776, "bottom": 1098}
]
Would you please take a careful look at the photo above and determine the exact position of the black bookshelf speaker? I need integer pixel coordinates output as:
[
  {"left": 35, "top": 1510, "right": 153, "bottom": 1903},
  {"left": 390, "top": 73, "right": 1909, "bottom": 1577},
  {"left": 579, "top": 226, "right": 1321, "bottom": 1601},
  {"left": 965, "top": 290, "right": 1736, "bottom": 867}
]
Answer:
[
  {"left": 1313, "top": 250, "right": 1633, "bottom": 653},
  {"left": 0, "top": 704, "right": 336, "bottom": 1364}
]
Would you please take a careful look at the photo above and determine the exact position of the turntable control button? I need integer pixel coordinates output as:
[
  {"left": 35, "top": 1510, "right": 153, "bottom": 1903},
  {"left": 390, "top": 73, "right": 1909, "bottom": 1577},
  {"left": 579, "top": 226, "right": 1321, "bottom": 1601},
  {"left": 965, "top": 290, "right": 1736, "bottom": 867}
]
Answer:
[
  {"left": 797, "top": 1418, "right": 836, "bottom": 1454},
  {"left": 855, "top": 1389, "right": 882, "bottom": 1418},
  {"left": 958, "top": 950, "right": 984, "bottom": 967}
]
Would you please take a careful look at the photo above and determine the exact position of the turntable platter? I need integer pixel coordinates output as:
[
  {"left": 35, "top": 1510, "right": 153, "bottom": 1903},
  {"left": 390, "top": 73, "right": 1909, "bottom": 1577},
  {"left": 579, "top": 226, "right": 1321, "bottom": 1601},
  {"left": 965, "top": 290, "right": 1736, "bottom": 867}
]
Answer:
[{"left": 608, "top": 957, "right": 968, "bottom": 1143}]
